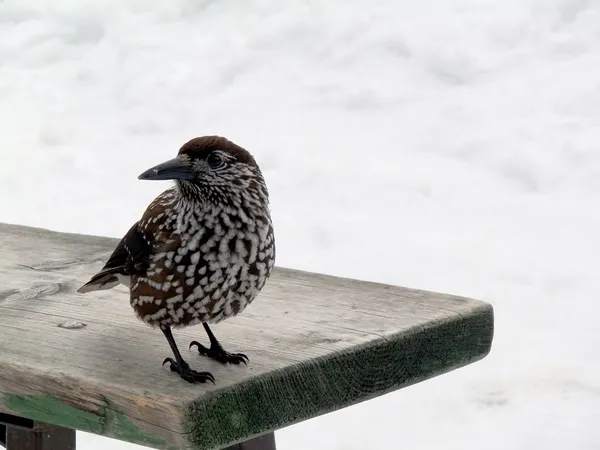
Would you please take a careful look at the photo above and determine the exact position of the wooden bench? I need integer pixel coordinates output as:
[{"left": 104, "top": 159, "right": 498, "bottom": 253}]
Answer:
[{"left": 0, "top": 222, "right": 494, "bottom": 450}]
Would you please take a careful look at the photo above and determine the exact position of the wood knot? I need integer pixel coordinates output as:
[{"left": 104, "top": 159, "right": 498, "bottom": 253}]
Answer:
[{"left": 58, "top": 320, "right": 87, "bottom": 330}]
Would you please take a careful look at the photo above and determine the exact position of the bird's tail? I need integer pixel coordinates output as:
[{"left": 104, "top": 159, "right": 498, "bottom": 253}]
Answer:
[{"left": 77, "top": 267, "right": 125, "bottom": 293}]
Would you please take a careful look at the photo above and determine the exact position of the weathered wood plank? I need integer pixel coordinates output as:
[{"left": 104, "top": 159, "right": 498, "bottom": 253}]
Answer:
[{"left": 0, "top": 222, "right": 494, "bottom": 450}]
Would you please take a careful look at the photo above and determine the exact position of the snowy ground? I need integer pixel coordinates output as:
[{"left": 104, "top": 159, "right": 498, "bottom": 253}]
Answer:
[{"left": 1, "top": 0, "right": 600, "bottom": 448}]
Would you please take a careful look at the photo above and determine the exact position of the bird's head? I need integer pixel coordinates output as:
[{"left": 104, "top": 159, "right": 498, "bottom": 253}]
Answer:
[{"left": 138, "top": 136, "right": 269, "bottom": 209}]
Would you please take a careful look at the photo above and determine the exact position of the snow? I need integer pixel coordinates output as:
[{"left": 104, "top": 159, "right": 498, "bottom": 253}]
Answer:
[{"left": 1, "top": 0, "right": 599, "bottom": 448}]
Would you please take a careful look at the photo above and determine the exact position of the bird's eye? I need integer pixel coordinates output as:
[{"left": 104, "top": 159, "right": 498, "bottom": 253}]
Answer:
[{"left": 207, "top": 153, "right": 224, "bottom": 168}]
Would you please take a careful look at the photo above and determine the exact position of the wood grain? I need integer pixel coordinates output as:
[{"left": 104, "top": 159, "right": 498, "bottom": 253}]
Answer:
[{"left": 0, "top": 222, "right": 494, "bottom": 450}]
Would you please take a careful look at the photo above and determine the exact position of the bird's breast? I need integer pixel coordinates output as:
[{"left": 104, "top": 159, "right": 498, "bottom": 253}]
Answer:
[{"left": 130, "top": 209, "right": 274, "bottom": 327}]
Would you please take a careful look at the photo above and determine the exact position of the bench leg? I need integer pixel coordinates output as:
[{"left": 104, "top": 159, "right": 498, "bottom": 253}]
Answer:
[
  {"left": 224, "top": 432, "right": 276, "bottom": 450},
  {"left": 0, "top": 414, "right": 75, "bottom": 450}
]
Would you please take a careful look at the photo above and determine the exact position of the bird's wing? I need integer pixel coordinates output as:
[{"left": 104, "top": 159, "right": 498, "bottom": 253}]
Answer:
[{"left": 77, "top": 222, "right": 152, "bottom": 293}]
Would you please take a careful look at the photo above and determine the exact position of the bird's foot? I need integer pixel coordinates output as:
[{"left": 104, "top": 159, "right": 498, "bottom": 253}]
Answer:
[
  {"left": 189, "top": 341, "right": 249, "bottom": 365},
  {"left": 162, "top": 357, "right": 215, "bottom": 384}
]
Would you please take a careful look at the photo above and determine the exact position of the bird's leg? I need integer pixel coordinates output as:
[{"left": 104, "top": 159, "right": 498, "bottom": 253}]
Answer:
[
  {"left": 189, "top": 323, "right": 249, "bottom": 365},
  {"left": 161, "top": 327, "right": 215, "bottom": 384}
]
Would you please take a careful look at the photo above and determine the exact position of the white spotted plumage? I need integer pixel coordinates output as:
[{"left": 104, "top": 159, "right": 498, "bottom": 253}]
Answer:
[
  {"left": 77, "top": 136, "right": 274, "bottom": 384},
  {"left": 128, "top": 149, "right": 274, "bottom": 328}
]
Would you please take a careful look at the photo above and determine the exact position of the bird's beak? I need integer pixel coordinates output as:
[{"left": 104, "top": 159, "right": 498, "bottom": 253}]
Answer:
[{"left": 138, "top": 157, "right": 195, "bottom": 181}]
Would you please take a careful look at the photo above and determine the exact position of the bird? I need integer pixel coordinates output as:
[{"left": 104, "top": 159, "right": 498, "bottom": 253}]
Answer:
[{"left": 77, "top": 136, "right": 275, "bottom": 384}]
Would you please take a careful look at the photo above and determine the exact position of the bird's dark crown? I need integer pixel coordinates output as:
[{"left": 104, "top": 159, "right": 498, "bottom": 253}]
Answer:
[
  {"left": 178, "top": 136, "right": 258, "bottom": 168},
  {"left": 138, "top": 135, "right": 268, "bottom": 208}
]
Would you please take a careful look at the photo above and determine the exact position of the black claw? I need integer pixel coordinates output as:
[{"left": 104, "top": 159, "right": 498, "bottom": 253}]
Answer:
[
  {"left": 162, "top": 357, "right": 175, "bottom": 367},
  {"left": 190, "top": 340, "right": 249, "bottom": 365},
  {"left": 162, "top": 357, "right": 215, "bottom": 384}
]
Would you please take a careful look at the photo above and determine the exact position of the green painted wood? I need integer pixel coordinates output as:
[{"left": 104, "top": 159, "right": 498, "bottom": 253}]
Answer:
[
  {"left": 184, "top": 307, "right": 493, "bottom": 449},
  {"left": 0, "top": 222, "right": 494, "bottom": 450},
  {"left": 1, "top": 396, "right": 174, "bottom": 450}
]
